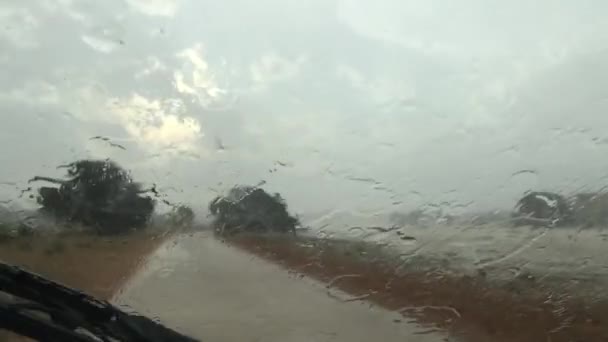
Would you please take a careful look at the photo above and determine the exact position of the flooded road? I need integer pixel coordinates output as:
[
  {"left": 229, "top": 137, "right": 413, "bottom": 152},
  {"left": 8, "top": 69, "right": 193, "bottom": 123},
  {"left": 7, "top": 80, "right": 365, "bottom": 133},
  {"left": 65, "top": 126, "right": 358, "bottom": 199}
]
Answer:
[{"left": 115, "top": 232, "right": 448, "bottom": 342}]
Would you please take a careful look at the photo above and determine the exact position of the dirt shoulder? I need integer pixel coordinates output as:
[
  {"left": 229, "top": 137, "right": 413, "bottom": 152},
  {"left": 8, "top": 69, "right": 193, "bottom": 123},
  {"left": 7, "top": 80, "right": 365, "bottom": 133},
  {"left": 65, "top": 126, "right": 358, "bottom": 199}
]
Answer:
[
  {"left": 0, "top": 231, "right": 171, "bottom": 300},
  {"left": 229, "top": 234, "right": 608, "bottom": 342},
  {"left": 0, "top": 230, "right": 172, "bottom": 341}
]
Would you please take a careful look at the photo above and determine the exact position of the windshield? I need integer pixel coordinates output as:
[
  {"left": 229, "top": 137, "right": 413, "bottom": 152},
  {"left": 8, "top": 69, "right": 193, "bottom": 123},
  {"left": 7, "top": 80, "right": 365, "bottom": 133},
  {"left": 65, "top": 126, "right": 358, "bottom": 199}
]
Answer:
[{"left": 1, "top": 1, "right": 607, "bottom": 341}]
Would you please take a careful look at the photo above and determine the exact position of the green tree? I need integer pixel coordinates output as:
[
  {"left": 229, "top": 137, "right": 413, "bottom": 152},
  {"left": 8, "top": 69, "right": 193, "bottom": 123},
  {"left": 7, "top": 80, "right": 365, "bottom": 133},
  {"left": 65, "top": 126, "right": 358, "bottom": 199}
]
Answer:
[
  {"left": 513, "top": 191, "right": 570, "bottom": 227},
  {"left": 29, "top": 159, "right": 155, "bottom": 234},
  {"left": 209, "top": 185, "right": 299, "bottom": 236},
  {"left": 169, "top": 205, "right": 195, "bottom": 228}
]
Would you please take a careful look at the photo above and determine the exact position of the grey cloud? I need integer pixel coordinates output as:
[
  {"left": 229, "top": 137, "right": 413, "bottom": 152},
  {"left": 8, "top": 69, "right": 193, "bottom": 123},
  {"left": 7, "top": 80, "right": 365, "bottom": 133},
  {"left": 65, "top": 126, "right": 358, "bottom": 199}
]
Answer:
[{"left": 3, "top": 0, "right": 608, "bottom": 218}]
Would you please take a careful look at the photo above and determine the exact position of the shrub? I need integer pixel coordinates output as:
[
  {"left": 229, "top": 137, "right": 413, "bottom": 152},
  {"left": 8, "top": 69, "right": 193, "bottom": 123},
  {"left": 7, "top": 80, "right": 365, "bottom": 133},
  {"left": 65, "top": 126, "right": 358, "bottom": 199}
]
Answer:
[
  {"left": 512, "top": 191, "right": 571, "bottom": 227},
  {"left": 168, "top": 205, "right": 195, "bottom": 228},
  {"left": 209, "top": 186, "right": 299, "bottom": 236},
  {"left": 29, "top": 159, "right": 155, "bottom": 234},
  {"left": 568, "top": 192, "right": 608, "bottom": 228}
]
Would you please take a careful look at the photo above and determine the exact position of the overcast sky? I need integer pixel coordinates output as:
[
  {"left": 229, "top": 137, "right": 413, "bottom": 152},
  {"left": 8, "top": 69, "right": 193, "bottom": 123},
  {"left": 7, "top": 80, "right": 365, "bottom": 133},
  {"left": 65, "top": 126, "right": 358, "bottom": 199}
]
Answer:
[{"left": 2, "top": 0, "right": 608, "bottom": 223}]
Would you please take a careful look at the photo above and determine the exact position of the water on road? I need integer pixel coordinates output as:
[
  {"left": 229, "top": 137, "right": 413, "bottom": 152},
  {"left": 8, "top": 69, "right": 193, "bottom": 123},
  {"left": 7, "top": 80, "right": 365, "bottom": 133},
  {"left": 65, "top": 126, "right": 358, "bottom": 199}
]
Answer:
[{"left": 115, "top": 232, "right": 448, "bottom": 342}]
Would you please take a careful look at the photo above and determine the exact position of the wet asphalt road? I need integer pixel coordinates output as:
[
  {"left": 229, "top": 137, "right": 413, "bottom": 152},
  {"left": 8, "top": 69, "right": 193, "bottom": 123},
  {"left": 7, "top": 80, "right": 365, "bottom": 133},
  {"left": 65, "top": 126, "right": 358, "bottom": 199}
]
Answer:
[{"left": 115, "top": 232, "right": 447, "bottom": 342}]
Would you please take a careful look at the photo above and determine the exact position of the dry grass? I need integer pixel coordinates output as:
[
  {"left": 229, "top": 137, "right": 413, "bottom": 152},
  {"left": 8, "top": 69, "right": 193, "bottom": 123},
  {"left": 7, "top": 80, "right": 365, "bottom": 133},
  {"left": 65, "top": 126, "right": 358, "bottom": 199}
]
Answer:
[
  {"left": 229, "top": 234, "right": 608, "bottom": 342},
  {"left": 0, "top": 231, "right": 170, "bottom": 299},
  {"left": 0, "top": 230, "right": 172, "bottom": 341}
]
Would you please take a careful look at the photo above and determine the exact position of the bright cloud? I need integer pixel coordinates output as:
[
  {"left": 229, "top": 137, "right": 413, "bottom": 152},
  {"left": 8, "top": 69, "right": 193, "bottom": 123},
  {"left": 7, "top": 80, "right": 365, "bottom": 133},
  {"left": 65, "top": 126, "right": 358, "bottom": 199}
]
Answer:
[
  {"left": 173, "top": 43, "right": 227, "bottom": 107},
  {"left": 81, "top": 34, "right": 120, "bottom": 54},
  {"left": 125, "top": 0, "right": 179, "bottom": 17},
  {"left": 108, "top": 94, "right": 204, "bottom": 155}
]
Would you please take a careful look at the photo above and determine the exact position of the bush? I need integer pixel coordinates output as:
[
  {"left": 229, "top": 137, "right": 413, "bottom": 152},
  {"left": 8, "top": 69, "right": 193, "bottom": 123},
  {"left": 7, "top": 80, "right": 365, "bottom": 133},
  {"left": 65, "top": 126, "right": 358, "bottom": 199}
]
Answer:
[
  {"left": 568, "top": 192, "right": 608, "bottom": 228},
  {"left": 29, "top": 159, "right": 155, "bottom": 234},
  {"left": 209, "top": 186, "right": 299, "bottom": 236},
  {"left": 513, "top": 191, "right": 608, "bottom": 228},
  {"left": 168, "top": 205, "right": 195, "bottom": 228},
  {"left": 512, "top": 191, "right": 571, "bottom": 227}
]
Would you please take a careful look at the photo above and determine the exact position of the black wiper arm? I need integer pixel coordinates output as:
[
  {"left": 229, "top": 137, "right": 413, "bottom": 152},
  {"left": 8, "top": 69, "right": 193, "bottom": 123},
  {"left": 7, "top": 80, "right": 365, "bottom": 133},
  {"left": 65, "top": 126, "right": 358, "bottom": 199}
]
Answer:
[
  {"left": 0, "top": 302, "right": 97, "bottom": 342},
  {"left": 0, "top": 262, "right": 199, "bottom": 341}
]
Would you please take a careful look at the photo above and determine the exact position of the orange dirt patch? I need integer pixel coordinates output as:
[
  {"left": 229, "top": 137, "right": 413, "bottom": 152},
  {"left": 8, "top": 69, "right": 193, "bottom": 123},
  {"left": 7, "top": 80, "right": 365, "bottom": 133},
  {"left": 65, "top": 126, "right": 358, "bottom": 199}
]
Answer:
[
  {"left": 0, "top": 230, "right": 171, "bottom": 341},
  {"left": 229, "top": 235, "right": 608, "bottom": 342},
  {"left": 0, "top": 231, "right": 170, "bottom": 300}
]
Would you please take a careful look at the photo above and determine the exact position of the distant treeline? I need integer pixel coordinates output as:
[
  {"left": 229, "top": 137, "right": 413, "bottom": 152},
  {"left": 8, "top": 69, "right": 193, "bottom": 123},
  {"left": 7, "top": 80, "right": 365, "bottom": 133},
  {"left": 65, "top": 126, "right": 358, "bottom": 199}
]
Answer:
[
  {"left": 513, "top": 191, "right": 608, "bottom": 228},
  {"left": 22, "top": 158, "right": 299, "bottom": 236},
  {"left": 14, "top": 157, "right": 608, "bottom": 236},
  {"left": 389, "top": 191, "right": 608, "bottom": 229}
]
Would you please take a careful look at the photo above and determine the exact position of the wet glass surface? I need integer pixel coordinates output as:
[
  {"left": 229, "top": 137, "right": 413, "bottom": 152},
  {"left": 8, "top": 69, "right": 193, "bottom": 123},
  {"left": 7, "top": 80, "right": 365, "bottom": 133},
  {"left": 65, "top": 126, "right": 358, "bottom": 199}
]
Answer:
[{"left": 1, "top": 1, "right": 608, "bottom": 341}]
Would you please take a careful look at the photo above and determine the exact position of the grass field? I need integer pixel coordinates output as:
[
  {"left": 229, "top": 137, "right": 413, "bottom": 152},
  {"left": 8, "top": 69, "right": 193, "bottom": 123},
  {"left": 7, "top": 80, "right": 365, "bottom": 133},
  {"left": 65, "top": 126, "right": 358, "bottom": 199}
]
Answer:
[
  {"left": 0, "top": 229, "right": 173, "bottom": 341},
  {"left": 229, "top": 233, "right": 608, "bottom": 342}
]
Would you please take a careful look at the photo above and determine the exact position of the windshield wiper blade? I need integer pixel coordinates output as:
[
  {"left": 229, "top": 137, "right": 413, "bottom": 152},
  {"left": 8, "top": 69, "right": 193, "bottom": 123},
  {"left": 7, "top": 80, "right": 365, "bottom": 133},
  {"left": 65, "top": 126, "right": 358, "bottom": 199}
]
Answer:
[
  {"left": 0, "top": 261, "right": 199, "bottom": 342},
  {"left": 0, "top": 302, "right": 97, "bottom": 342}
]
